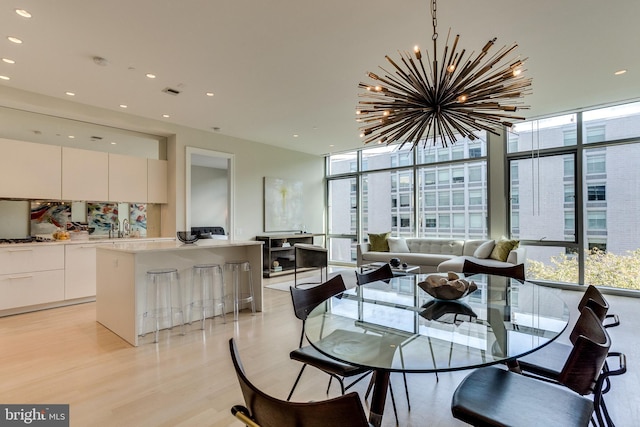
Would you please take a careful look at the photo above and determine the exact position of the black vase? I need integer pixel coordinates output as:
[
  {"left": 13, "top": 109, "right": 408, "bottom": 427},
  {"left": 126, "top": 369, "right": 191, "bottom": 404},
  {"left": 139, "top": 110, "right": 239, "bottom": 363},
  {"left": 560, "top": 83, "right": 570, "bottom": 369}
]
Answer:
[{"left": 389, "top": 258, "right": 401, "bottom": 268}]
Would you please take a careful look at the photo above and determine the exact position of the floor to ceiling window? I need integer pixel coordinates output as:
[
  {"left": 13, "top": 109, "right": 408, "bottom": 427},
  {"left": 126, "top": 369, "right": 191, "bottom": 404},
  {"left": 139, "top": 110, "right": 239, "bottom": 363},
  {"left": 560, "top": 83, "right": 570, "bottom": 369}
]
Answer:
[
  {"left": 325, "top": 133, "right": 487, "bottom": 264},
  {"left": 508, "top": 101, "right": 640, "bottom": 290}
]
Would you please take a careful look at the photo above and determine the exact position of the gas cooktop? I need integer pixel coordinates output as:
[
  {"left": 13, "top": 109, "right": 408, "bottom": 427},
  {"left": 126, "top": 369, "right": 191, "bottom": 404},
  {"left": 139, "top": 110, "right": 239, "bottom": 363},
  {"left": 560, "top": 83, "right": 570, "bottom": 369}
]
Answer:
[{"left": 0, "top": 236, "right": 53, "bottom": 244}]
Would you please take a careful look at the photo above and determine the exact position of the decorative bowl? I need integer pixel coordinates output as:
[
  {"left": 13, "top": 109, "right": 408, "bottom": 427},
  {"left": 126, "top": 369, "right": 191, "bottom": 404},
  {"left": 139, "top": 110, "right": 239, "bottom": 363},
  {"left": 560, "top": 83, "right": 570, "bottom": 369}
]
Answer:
[
  {"left": 177, "top": 231, "right": 199, "bottom": 244},
  {"left": 418, "top": 272, "right": 477, "bottom": 300}
]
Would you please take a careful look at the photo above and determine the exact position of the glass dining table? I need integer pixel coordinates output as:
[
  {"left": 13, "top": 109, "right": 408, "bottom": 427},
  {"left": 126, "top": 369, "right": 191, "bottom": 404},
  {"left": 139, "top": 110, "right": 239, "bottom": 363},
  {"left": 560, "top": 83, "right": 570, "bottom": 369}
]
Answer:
[{"left": 304, "top": 273, "right": 570, "bottom": 427}]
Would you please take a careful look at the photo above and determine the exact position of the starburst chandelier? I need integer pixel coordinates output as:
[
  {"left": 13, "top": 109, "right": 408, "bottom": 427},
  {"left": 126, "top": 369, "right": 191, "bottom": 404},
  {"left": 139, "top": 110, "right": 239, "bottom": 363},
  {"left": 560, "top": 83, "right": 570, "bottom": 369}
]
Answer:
[{"left": 356, "top": 0, "right": 532, "bottom": 149}]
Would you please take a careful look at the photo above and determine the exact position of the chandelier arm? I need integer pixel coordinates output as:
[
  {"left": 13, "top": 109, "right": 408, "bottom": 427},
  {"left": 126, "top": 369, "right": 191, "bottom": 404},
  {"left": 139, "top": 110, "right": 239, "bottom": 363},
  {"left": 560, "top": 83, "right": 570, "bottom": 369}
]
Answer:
[
  {"left": 405, "top": 54, "right": 434, "bottom": 98},
  {"left": 449, "top": 44, "right": 521, "bottom": 95}
]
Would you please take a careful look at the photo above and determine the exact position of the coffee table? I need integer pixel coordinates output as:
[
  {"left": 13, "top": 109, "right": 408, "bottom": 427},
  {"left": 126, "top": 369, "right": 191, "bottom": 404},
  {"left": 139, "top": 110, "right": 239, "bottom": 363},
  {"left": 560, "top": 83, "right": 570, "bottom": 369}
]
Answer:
[{"left": 360, "top": 262, "right": 420, "bottom": 276}]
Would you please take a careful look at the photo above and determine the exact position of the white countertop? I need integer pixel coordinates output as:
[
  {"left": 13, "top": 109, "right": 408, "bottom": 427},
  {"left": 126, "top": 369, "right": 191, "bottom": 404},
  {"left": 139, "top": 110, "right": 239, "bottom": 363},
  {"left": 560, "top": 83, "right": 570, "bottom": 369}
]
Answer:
[
  {"left": 0, "top": 236, "right": 176, "bottom": 248},
  {"left": 97, "top": 239, "right": 262, "bottom": 254}
]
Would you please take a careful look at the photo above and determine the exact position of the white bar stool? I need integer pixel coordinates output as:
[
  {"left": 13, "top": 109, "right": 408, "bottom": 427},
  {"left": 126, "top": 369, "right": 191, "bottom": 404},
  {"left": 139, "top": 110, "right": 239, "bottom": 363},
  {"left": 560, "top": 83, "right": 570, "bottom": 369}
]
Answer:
[
  {"left": 141, "top": 268, "right": 185, "bottom": 343},
  {"left": 188, "top": 264, "right": 226, "bottom": 328},
  {"left": 224, "top": 260, "right": 256, "bottom": 321}
]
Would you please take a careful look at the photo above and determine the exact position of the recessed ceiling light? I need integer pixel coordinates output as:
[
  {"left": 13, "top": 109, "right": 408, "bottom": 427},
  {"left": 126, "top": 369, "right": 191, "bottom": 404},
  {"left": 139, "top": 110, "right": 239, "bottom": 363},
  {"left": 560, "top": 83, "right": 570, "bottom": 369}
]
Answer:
[
  {"left": 2, "top": 58, "right": 15, "bottom": 64},
  {"left": 65, "top": 92, "right": 75, "bottom": 96},
  {"left": 0, "top": 75, "right": 10, "bottom": 80},
  {"left": 146, "top": 73, "right": 156, "bottom": 79},
  {"left": 110, "top": 142, "right": 117, "bottom": 145},
  {"left": 162, "top": 114, "right": 170, "bottom": 118},
  {"left": 7, "top": 36, "right": 23, "bottom": 44},
  {"left": 15, "top": 9, "right": 31, "bottom": 18},
  {"left": 614, "top": 69, "right": 627, "bottom": 75},
  {"left": 68, "top": 135, "right": 75, "bottom": 139},
  {"left": 293, "top": 134, "right": 299, "bottom": 138},
  {"left": 119, "top": 104, "right": 128, "bottom": 109},
  {"left": 206, "top": 92, "right": 214, "bottom": 97}
]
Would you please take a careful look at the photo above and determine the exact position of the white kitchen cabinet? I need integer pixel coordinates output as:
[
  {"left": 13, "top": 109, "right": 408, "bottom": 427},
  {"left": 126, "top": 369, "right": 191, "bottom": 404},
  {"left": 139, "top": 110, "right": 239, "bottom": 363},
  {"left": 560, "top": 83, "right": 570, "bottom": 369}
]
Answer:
[
  {"left": 65, "top": 242, "right": 112, "bottom": 300},
  {"left": 0, "top": 245, "right": 64, "bottom": 274},
  {"left": 62, "top": 147, "right": 109, "bottom": 201},
  {"left": 109, "top": 153, "right": 147, "bottom": 202},
  {"left": 0, "top": 138, "right": 61, "bottom": 199},
  {"left": 147, "top": 159, "right": 168, "bottom": 203},
  {"left": 0, "top": 245, "right": 65, "bottom": 311}
]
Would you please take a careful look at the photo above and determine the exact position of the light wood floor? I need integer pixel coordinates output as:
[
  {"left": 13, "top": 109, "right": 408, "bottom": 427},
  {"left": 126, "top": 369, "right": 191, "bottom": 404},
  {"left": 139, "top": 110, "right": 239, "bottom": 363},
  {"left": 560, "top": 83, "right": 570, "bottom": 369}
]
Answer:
[{"left": 0, "top": 273, "right": 637, "bottom": 426}]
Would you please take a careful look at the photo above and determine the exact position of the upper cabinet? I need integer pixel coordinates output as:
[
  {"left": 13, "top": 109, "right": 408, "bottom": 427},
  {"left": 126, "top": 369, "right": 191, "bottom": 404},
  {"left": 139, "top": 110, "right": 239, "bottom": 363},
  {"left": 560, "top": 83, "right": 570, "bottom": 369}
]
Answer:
[
  {"left": 109, "top": 153, "right": 148, "bottom": 202},
  {"left": 147, "top": 159, "right": 168, "bottom": 203},
  {"left": 62, "top": 147, "right": 109, "bottom": 201},
  {"left": 0, "top": 138, "right": 61, "bottom": 199}
]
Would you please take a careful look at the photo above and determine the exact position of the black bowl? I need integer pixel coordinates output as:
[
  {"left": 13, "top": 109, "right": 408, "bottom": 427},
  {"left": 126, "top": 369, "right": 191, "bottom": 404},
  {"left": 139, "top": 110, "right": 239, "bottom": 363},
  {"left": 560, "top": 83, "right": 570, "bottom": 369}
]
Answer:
[{"left": 177, "top": 231, "right": 199, "bottom": 244}]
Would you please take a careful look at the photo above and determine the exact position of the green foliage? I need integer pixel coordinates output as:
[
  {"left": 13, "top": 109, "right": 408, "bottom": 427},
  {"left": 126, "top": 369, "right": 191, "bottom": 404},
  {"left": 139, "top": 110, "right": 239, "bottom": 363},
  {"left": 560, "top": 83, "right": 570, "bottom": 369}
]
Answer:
[{"left": 527, "top": 248, "right": 640, "bottom": 290}]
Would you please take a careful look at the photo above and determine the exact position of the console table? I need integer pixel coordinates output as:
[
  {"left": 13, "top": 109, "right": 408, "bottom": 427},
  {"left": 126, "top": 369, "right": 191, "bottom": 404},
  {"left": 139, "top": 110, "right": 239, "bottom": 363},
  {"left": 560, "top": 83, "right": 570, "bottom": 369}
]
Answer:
[{"left": 256, "top": 233, "right": 324, "bottom": 278}]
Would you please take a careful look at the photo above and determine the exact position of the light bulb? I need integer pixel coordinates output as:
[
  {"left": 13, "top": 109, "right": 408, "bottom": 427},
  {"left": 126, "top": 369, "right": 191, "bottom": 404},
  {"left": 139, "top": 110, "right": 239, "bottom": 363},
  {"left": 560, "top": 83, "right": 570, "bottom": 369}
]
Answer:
[
  {"left": 457, "top": 94, "right": 468, "bottom": 103},
  {"left": 447, "top": 64, "right": 456, "bottom": 73},
  {"left": 414, "top": 45, "right": 422, "bottom": 60}
]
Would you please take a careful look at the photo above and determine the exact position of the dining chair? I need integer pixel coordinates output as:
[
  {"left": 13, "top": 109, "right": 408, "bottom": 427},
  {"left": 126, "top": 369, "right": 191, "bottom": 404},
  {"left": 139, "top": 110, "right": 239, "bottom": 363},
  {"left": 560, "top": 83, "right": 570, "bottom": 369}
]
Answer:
[
  {"left": 287, "top": 274, "right": 372, "bottom": 401},
  {"left": 517, "top": 285, "right": 625, "bottom": 426},
  {"left": 354, "top": 263, "right": 412, "bottom": 415},
  {"left": 293, "top": 243, "right": 328, "bottom": 288},
  {"left": 451, "top": 306, "right": 611, "bottom": 427},
  {"left": 462, "top": 259, "right": 526, "bottom": 281},
  {"left": 229, "top": 338, "right": 372, "bottom": 427}
]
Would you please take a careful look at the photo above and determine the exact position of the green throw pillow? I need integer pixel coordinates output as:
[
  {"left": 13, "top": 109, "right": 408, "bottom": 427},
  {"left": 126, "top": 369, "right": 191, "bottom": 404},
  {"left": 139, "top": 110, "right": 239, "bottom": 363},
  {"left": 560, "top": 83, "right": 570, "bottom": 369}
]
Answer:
[
  {"left": 368, "top": 232, "right": 390, "bottom": 252},
  {"left": 490, "top": 239, "right": 519, "bottom": 262}
]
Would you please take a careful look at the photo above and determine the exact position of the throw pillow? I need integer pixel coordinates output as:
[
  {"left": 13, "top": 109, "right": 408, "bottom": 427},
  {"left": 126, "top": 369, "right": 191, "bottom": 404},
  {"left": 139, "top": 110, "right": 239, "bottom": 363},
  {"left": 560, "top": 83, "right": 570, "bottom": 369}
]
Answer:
[
  {"left": 368, "top": 232, "right": 390, "bottom": 252},
  {"left": 387, "top": 237, "right": 410, "bottom": 253},
  {"left": 473, "top": 240, "right": 495, "bottom": 259},
  {"left": 490, "top": 238, "right": 519, "bottom": 262}
]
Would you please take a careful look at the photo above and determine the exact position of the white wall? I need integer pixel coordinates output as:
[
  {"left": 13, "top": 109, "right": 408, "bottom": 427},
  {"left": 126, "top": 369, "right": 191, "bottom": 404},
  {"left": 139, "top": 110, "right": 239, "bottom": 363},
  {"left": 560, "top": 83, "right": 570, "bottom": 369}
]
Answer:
[{"left": 0, "top": 86, "right": 326, "bottom": 241}]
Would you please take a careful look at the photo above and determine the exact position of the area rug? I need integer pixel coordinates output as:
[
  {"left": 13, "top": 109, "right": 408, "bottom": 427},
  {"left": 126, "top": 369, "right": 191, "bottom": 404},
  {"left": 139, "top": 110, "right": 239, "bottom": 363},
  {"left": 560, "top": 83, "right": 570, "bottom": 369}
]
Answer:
[{"left": 265, "top": 268, "right": 357, "bottom": 292}]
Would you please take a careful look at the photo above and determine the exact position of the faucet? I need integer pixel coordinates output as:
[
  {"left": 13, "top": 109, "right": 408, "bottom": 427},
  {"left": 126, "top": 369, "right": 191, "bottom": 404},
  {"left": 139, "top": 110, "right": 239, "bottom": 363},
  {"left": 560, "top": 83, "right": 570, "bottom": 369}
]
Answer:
[{"left": 121, "top": 219, "right": 130, "bottom": 238}]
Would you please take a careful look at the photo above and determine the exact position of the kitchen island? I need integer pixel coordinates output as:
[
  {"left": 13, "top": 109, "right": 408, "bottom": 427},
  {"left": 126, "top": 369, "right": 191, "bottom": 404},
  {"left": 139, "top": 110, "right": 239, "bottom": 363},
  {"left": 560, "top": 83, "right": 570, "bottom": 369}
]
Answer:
[{"left": 96, "top": 239, "right": 263, "bottom": 346}]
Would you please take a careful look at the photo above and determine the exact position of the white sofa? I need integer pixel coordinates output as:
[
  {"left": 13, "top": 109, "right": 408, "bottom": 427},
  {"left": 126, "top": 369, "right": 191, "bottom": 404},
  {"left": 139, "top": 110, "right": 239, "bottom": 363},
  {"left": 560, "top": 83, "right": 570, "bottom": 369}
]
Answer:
[{"left": 356, "top": 238, "right": 525, "bottom": 274}]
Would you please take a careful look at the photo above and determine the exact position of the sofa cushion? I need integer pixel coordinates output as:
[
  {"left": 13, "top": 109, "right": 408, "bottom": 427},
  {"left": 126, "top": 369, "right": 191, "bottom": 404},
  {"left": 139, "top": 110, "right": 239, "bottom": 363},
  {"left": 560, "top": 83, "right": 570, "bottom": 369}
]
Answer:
[
  {"left": 407, "top": 239, "right": 464, "bottom": 256},
  {"left": 368, "top": 232, "right": 390, "bottom": 252},
  {"left": 473, "top": 240, "right": 495, "bottom": 259},
  {"left": 387, "top": 237, "right": 410, "bottom": 253},
  {"left": 490, "top": 238, "right": 519, "bottom": 262},
  {"left": 437, "top": 255, "right": 517, "bottom": 273}
]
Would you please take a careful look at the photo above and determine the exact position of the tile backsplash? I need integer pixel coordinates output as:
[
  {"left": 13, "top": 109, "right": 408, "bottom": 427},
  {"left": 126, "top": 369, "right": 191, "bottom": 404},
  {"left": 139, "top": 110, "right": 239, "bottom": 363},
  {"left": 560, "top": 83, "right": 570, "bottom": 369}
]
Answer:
[{"left": 29, "top": 202, "right": 148, "bottom": 236}]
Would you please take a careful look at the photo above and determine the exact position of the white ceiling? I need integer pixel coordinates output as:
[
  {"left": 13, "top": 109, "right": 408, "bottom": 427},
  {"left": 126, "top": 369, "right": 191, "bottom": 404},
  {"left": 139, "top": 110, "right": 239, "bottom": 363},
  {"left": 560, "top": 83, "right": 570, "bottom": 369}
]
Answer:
[{"left": 1, "top": 0, "right": 639, "bottom": 156}]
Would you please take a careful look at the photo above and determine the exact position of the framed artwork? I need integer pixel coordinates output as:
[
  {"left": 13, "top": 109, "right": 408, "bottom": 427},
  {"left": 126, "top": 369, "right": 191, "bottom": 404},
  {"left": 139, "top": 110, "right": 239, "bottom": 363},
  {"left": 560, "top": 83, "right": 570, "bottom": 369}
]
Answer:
[{"left": 263, "top": 177, "right": 304, "bottom": 232}]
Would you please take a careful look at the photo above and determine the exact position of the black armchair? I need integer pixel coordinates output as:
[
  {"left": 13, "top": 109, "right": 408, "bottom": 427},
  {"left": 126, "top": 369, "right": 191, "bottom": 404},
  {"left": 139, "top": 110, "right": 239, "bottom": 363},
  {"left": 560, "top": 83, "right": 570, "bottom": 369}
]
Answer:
[{"left": 293, "top": 243, "right": 328, "bottom": 288}]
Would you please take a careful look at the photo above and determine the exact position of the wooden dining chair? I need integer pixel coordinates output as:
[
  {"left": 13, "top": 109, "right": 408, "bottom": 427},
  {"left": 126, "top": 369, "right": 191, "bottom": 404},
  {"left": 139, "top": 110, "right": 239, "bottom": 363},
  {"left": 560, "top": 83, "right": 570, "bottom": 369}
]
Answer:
[
  {"left": 229, "top": 338, "right": 372, "bottom": 427},
  {"left": 462, "top": 259, "right": 526, "bottom": 281},
  {"left": 287, "top": 274, "right": 372, "bottom": 401},
  {"left": 451, "top": 306, "right": 611, "bottom": 427},
  {"left": 517, "top": 285, "right": 625, "bottom": 426}
]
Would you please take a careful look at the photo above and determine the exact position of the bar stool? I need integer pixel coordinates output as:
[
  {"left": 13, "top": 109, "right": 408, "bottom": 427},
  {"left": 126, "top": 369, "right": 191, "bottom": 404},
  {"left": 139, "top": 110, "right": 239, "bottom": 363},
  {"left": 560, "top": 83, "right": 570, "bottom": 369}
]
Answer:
[
  {"left": 141, "top": 268, "right": 185, "bottom": 343},
  {"left": 188, "top": 264, "right": 226, "bottom": 328},
  {"left": 224, "top": 260, "right": 256, "bottom": 321}
]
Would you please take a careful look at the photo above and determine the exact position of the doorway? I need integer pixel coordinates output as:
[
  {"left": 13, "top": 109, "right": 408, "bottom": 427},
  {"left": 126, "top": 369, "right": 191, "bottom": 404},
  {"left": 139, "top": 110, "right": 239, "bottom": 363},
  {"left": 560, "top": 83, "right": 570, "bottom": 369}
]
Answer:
[{"left": 185, "top": 147, "right": 234, "bottom": 239}]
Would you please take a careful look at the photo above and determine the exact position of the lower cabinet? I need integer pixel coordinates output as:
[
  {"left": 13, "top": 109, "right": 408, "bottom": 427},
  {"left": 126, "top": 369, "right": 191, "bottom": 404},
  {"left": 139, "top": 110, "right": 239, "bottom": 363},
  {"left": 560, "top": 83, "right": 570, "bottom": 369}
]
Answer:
[
  {"left": 65, "top": 243, "right": 112, "bottom": 300},
  {"left": 0, "top": 245, "right": 65, "bottom": 311},
  {"left": 0, "top": 270, "right": 65, "bottom": 310}
]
